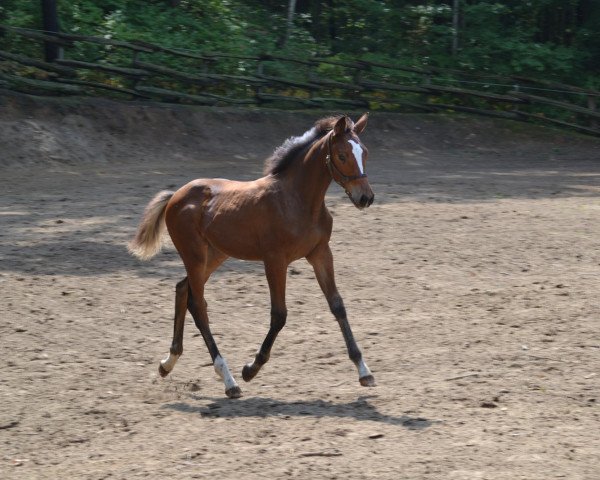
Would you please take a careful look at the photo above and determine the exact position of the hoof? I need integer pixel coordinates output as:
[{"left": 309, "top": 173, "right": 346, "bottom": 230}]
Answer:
[
  {"left": 242, "top": 363, "right": 258, "bottom": 382},
  {"left": 359, "top": 375, "right": 376, "bottom": 387},
  {"left": 225, "top": 385, "right": 243, "bottom": 399},
  {"left": 158, "top": 363, "right": 170, "bottom": 378}
]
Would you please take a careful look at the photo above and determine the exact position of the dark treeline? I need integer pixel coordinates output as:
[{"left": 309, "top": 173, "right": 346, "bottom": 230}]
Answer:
[{"left": 1, "top": 1, "right": 599, "bottom": 87}]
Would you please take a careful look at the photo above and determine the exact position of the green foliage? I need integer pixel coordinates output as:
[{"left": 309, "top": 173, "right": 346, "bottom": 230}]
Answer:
[
  {"left": 450, "top": 3, "right": 581, "bottom": 77},
  {"left": 1, "top": 0, "right": 598, "bottom": 88}
]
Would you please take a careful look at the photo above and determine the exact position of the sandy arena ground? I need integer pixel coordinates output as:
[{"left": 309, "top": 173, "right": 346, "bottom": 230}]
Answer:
[{"left": 1, "top": 93, "right": 599, "bottom": 479}]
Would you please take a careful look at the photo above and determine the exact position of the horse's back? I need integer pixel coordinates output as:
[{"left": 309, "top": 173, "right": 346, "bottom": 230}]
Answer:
[{"left": 165, "top": 177, "right": 281, "bottom": 260}]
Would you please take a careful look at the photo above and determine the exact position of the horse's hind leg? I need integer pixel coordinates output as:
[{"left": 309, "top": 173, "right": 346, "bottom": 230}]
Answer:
[
  {"left": 187, "top": 276, "right": 242, "bottom": 399},
  {"left": 242, "top": 260, "right": 287, "bottom": 382},
  {"left": 158, "top": 277, "right": 188, "bottom": 377},
  {"left": 181, "top": 245, "right": 241, "bottom": 398},
  {"left": 307, "top": 243, "right": 375, "bottom": 387}
]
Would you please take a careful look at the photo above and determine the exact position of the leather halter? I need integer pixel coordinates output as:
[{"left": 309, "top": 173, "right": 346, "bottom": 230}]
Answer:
[{"left": 325, "top": 131, "right": 368, "bottom": 193}]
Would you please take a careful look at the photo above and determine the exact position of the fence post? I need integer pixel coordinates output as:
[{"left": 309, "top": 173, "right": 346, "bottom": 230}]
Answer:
[
  {"left": 420, "top": 73, "right": 432, "bottom": 108},
  {"left": 512, "top": 83, "right": 521, "bottom": 118},
  {"left": 353, "top": 64, "right": 363, "bottom": 85},
  {"left": 130, "top": 50, "right": 141, "bottom": 94},
  {"left": 255, "top": 59, "right": 264, "bottom": 103},
  {"left": 40, "top": 0, "right": 62, "bottom": 62},
  {"left": 587, "top": 95, "right": 598, "bottom": 130}
]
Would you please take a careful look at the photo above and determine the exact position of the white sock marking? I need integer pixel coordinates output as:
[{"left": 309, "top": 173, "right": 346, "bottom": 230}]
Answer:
[
  {"left": 160, "top": 353, "right": 180, "bottom": 372},
  {"left": 357, "top": 358, "right": 372, "bottom": 378},
  {"left": 348, "top": 140, "right": 364, "bottom": 174},
  {"left": 214, "top": 355, "right": 238, "bottom": 391}
]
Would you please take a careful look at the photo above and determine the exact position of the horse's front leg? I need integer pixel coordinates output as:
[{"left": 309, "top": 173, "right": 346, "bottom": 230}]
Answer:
[
  {"left": 242, "top": 260, "right": 287, "bottom": 382},
  {"left": 306, "top": 242, "right": 375, "bottom": 387}
]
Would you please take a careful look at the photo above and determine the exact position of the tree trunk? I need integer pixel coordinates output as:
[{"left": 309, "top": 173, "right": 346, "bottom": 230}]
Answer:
[
  {"left": 452, "top": 0, "right": 460, "bottom": 55},
  {"left": 279, "top": 0, "right": 297, "bottom": 48},
  {"left": 328, "top": 0, "right": 337, "bottom": 50}
]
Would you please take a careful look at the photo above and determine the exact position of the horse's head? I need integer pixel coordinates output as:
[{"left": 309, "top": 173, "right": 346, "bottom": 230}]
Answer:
[{"left": 327, "top": 113, "right": 374, "bottom": 210}]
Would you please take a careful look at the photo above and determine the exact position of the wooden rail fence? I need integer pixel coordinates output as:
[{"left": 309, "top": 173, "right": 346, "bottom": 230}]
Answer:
[{"left": 1, "top": 24, "right": 599, "bottom": 137}]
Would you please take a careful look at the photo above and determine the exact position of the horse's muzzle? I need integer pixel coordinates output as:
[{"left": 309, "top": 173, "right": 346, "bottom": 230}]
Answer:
[
  {"left": 347, "top": 180, "right": 375, "bottom": 210},
  {"left": 358, "top": 193, "right": 375, "bottom": 209}
]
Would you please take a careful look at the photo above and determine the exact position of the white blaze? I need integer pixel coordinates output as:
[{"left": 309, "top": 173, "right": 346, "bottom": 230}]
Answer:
[{"left": 348, "top": 140, "right": 364, "bottom": 174}]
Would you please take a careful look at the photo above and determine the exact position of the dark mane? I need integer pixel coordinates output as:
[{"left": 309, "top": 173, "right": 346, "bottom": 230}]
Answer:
[{"left": 263, "top": 116, "right": 342, "bottom": 175}]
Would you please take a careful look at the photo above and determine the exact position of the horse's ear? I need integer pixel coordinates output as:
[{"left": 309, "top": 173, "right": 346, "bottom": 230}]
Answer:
[
  {"left": 333, "top": 115, "right": 348, "bottom": 136},
  {"left": 353, "top": 112, "right": 369, "bottom": 135}
]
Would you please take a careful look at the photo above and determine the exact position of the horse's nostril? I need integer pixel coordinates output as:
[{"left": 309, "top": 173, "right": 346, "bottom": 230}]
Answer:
[
  {"left": 368, "top": 195, "right": 374, "bottom": 207},
  {"left": 359, "top": 195, "right": 369, "bottom": 207}
]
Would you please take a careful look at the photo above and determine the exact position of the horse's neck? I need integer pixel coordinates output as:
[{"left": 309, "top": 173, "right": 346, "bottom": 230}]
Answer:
[{"left": 283, "top": 137, "right": 332, "bottom": 216}]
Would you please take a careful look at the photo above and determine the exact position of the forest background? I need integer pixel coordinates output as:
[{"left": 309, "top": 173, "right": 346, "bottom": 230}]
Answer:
[{"left": 1, "top": 0, "right": 599, "bottom": 90}]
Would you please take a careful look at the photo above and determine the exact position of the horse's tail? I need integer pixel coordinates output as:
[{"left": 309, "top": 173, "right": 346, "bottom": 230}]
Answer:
[{"left": 128, "top": 190, "right": 175, "bottom": 260}]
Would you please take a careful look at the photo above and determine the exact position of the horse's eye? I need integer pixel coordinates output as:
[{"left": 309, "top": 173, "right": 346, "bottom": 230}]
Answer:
[{"left": 339, "top": 154, "right": 346, "bottom": 163}]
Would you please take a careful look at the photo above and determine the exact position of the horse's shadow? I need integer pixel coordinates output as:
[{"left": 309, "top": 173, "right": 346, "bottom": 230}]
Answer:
[{"left": 163, "top": 395, "right": 434, "bottom": 430}]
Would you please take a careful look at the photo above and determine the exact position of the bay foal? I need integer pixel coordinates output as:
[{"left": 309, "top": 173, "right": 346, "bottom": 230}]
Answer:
[{"left": 129, "top": 114, "right": 376, "bottom": 398}]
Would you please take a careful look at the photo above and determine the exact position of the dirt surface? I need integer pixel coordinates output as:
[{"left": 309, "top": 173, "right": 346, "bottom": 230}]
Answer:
[{"left": 1, "top": 92, "right": 599, "bottom": 479}]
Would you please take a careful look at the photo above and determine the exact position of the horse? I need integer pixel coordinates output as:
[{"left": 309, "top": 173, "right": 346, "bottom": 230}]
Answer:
[{"left": 128, "top": 113, "right": 376, "bottom": 398}]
